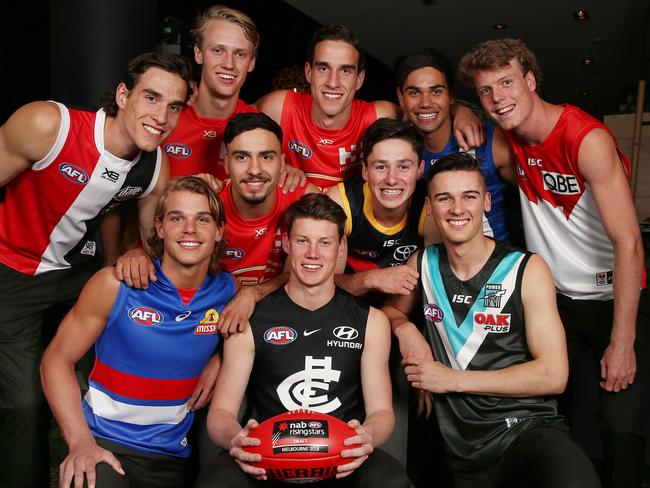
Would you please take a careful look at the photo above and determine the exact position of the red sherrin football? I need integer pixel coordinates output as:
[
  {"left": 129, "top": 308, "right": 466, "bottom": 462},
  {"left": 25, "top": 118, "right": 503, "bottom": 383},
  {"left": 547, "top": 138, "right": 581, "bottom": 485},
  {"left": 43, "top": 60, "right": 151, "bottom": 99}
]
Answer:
[{"left": 244, "top": 409, "right": 359, "bottom": 483}]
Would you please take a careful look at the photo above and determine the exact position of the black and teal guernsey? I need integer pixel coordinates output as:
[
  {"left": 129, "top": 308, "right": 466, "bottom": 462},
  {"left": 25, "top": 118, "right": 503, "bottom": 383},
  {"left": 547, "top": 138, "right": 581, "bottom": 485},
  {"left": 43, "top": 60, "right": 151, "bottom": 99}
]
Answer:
[
  {"left": 419, "top": 242, "right": 562, "bottom": 469},
  {"left": 249, "top": 286, "right": 369, "bottom": 424}
]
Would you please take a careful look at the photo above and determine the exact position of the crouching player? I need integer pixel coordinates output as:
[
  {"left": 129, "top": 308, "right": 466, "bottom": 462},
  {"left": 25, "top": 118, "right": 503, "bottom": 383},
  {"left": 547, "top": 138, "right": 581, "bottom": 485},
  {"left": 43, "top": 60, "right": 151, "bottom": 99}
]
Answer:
[
  {"left": 383, "top": 153, "right": 600, "bottom": 488},
  {"left": 41, "top": 176, "right": 236, "bottom": 488}
]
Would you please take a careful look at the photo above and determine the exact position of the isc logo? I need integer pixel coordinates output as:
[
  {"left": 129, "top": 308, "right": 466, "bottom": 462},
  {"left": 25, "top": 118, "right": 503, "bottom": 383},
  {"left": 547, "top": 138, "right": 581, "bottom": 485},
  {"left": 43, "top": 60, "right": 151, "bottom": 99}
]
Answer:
[
  {"left": 541, "top": 171, "right": 580, "bottom": 195},
  {"left": 59, "top": 163, "right": 89, "bottom": 185},
  {"left": 264, "top": 326, "right": 297, "bottom": 345},
  {"left": 129, "top": 306, "right": 163, "bottom": 326},
  {"left": 164, "top": 143, "right": 192, "bottom": 158},
  {"left": 288, "top": 140, "right": 312, "bottom": 159}
]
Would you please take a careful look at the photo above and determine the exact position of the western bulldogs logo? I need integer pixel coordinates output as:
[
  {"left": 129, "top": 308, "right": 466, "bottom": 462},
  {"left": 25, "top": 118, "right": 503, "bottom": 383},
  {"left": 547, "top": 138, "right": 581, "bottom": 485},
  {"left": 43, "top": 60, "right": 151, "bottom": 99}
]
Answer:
[
  {"left": 129, "top": 306, "right": 163, "bottom": 326},
  {"left": 264, "top": 327, "right": 297, "bottom": 345},
  {"left": 288, "top": 140, "right": 312, "bottom": 160},
  {"left": 423, "top": 304, "right": 443, "bottom": 323},
  {"left": 59, "top": 163, "right": 88, "bottom": 185}
]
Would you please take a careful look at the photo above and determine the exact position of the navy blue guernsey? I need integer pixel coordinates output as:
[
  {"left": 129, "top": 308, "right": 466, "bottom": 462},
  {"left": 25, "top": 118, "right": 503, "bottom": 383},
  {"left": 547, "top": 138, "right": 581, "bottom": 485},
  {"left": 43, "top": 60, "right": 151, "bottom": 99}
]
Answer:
[
  {"left": 249, "top": 287, "right": 369, "bottom": 423},
  {"left": 337, "top": 176, "right": 426, "bottom": 272},
  {"left": 419, "top": 242, "right": 561, "bottom": 468},
  {"left": 422, "top": 120, "right": 509, "bottom": 241}
]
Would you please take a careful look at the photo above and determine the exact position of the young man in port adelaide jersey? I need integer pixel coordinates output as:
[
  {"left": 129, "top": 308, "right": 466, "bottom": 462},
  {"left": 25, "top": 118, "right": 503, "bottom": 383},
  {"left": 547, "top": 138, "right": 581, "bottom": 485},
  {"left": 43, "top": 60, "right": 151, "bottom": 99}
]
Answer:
[{"left": 41, "top": 176, "right": 236, "bottom": 488}]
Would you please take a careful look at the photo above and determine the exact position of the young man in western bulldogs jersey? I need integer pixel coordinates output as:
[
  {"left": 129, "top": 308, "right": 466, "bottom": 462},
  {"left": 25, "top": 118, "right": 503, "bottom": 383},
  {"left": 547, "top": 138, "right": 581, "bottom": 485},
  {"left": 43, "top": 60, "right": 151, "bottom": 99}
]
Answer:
[
  {"left": 383, "top": 153, "right": 599, "bottom": 488},
  {"left": 0, "top": 52, "right": 193, "bottom": 487},
  {"left": 41, "top": 177, "right": 236, "bottom": 488},
  {"left": 196, "top": 193, "right": 410, "bottom": 487},
  {"left": 458, "top": 38, "right": 648, "bottom": 488}
]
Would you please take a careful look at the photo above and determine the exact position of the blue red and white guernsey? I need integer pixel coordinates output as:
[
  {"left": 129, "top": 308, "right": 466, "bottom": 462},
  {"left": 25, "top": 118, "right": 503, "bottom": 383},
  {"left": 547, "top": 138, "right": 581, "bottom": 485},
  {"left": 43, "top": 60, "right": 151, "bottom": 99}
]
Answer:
[
  {"left": 422, "top": 119, "right": 509, "bottom": 241},
  {"left": 0, "top": 102, "right": 161, "bottom": 275},
  {"left": 82, "top": 260, "right": 236, "bottom": 457}
]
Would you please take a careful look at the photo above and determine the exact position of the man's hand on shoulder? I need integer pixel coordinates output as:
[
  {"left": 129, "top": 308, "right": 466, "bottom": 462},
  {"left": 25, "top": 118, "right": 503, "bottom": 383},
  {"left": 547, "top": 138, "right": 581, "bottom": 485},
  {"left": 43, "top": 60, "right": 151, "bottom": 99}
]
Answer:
[
  {"left": 367, "top": 265, "right": 419, "bottom": 295},
  {"left": 188, "top": 352, "right": 222, "bottom": 411},
  {"left": 115, "top": 247, "right": 156, "bottom": 289},
  {"left": 452, "top": 104, "right": 485, "bottom": 151},
  {"left": 279, "top": 164, "right": 307, "bottom": 193},
  {"left": 194, "top": 173, "right": 225, "bottom": 194},
  {"left": 217, "top": 287, "right": 256, "bottom": 337},
  {"left": 60, "top": 439, "right": 124, "bottom": 488},
  {"left": 336, "top": 419, "right": 373, "bottom": 479},
  {"left": 229, "top": 419, "right": 266, "bottom": 480}
]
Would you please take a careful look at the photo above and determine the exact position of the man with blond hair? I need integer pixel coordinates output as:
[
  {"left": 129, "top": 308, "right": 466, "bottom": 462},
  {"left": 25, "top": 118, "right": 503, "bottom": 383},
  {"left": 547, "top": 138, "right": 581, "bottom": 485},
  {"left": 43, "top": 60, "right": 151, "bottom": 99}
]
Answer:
[{"left": 458, "top": 38, "right": 649, "bottom": 488}]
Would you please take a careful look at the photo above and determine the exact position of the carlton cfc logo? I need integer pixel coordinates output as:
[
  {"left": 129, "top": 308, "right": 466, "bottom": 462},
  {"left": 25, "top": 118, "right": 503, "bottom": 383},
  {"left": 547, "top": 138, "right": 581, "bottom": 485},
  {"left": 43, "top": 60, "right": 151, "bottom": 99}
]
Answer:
[
  {"left": 423, "top": 304, "right": 444, "bottom": 323},
  {"left": 164, "top": 143, "right": 192, "bottom": 158},
  {"left": 129, "top": 306, "right": 163, "bottom": 326},
  {"left": 59, "top": 163, "right": 89, "bottom": 185},
  {"left": 264, "top": 326, "right": 297, "bottom": 345}
]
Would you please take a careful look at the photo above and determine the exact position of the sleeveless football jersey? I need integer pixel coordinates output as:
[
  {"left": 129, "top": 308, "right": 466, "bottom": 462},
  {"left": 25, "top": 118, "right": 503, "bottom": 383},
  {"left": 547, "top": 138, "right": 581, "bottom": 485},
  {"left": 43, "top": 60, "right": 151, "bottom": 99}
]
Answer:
[
  {"left": 280, "top": 91, "right": 377, "bottom": 188},
  {"left": 220, "top": 182, "right": 307, "bottom": 287},
  {"left": 165, "top": 101, "right": 257, "bottom": 180},
  {"left": 83, "top": 260, "right": 236, "bottom": 457},
  {"left": 337, "top": 177, "right": 426, "bottom": 272},
  {"left": 249, "top": 286, "right": 369, "bottom": 423},
  {"left": 419, "top": 243, "right": 560, "bottom": 467},
  {"left": 0, "top": 102, "right": 161, "bottom": 275},
  {"left": 504, "top": 104, "right": 631, "bottom": 300},
  {"left": 422, "top": 120, "right": 509, "bottom": 241}
]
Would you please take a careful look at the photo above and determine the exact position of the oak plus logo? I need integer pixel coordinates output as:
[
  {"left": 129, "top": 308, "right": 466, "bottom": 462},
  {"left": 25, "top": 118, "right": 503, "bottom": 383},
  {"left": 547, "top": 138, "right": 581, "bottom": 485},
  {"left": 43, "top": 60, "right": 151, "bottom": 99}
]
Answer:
[
  {"left": 473, "top": 311, "right": 511, "bottom": 333},
  {"left": 277, "top": 356, "right": 342, "bottom": 412}
]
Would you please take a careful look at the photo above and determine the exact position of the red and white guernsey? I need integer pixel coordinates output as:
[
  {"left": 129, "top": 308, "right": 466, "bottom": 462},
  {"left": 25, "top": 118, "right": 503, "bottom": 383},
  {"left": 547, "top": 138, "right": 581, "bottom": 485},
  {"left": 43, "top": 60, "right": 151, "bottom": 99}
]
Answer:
[
  {"left": 220, "top": 182, "right": 308, "bottom": 287},
  {"left": 164, "top": 101, "right": 257, "bottom": 180},
  {"left": 504, "top": 104, "right": 630, "bottom": 300},
  {"left": 280, "top": 91, "right": 377, "bottom": 188},
  {"left": 0, "top": 102, "right": 161, "bottom": 275}
]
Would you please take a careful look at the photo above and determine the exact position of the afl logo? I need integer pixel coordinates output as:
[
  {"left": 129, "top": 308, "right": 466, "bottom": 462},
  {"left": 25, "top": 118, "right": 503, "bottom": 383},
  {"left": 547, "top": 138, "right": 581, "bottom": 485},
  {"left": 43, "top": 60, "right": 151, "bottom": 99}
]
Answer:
[
  {"left": 129, "top": 306, "right": 163, "bottom": 326},
  {"left": 333, "top": 326, "right": 358, "bottom": 340},
  {"left": 164, "top": 143, "right": 192, "bottom": 158},
  {"left": 225, "top": 248, "right": 244, "bottom": 260},
  {"left": 59, "top": 163, "right": 89, "bottom": 185},
  {"left": 394, "top": 245, "right": 418, "bottom": 262},
  {"left": 423, "top": 304, "right": 444, "bottom": 323},
  {"left": 288, "top": 140, "right": 312, "bottom": 160},
  {"left": 308, "top": 421, "right": 323, "bottom": 429},
  {"left": 264, "top": 326, "right": 297, "bottom": 345}
]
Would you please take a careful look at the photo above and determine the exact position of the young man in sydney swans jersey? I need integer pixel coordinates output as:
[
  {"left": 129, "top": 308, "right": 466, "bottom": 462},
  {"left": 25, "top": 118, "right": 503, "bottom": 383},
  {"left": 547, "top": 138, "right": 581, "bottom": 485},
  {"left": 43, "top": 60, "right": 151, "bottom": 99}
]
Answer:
[
  {"left": 256, "top": 24, "right": 485, "bottom": 189},
  {"left": 382, "top": 153, "right": 599, "bottom": 488},
  {"left": 459, "top": 38, "right": 648, "bottom": 488},
  {"left": 41, "top": 177, "right": 236, "bottom": 488},
  {"left": 0, "top": 52, "right": 193, "bottom": 487},
  {"left": 395, "top": 48, "right": 516, "bottom": 242},
  {"left": 196, "top": 193, "right": 411, "bottom": 488},
  {"left": 217, "top": 113, "right": 319, "bottom": 337},
  {"left": 325, "top": 118, "right": 433, "bottom": 298}
]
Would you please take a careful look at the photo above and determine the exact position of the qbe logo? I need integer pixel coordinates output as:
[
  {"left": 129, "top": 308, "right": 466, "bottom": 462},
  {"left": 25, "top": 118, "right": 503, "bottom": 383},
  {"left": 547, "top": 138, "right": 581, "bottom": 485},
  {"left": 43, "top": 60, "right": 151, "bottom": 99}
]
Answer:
[
  {"left": 264, "top": 326, "right": 297, "bottom": 345},
  {"left": 288, "top": 140, "right": 312, "bottom": 159},
  {"left": 541, "top": 171, "right": 580, "bottom": 195},
  {"left": 59, "top": 163, "right": 88, "bottom": 185},
  {"left": 129, "top": 306, "right": 163, "bottom": 326},
  {"left": 423, "top": 304, "right": 443, "bottom": 323},
  {"left": 164, "top": 142, "right": 192, "bottom": 158}
]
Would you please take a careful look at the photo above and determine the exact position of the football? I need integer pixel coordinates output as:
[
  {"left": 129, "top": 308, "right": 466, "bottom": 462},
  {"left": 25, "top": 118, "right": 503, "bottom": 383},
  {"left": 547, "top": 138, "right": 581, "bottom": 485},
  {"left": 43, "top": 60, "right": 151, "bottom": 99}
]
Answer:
[{"left": 244, "top": 409, "right": 359, "bottom": 483}]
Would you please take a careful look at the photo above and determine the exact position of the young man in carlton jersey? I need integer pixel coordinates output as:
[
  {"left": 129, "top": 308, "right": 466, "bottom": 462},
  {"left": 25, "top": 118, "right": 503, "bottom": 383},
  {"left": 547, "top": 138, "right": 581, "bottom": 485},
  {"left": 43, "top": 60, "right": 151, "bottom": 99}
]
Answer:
[
  {"left": 383, "top": 153, "right": 600, "bottom": 488},
  {"left": 396, "top": 48, "right": 516, "bottom": 242},
  {"left": 458, "top": 38, "right": 649, "bottom": 488},
  {"left": 256, "top": 24, "right": 483, "bottom": 189},
  {"left": 195, "top": 193, "right": 410, "bottom": 488},
  {"left": 41, "top": 176, "right": 237, "bottom": 488},
  {"left": 0, "top": 52, "right": 193, "bottom": 487}
]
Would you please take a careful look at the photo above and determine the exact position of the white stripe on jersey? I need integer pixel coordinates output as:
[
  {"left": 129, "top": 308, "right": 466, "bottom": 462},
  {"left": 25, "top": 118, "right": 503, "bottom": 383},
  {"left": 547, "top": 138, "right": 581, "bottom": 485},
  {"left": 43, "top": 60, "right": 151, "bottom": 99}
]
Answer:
[{"left": 84, "top": 386, "right": 189, "bottom": 426}]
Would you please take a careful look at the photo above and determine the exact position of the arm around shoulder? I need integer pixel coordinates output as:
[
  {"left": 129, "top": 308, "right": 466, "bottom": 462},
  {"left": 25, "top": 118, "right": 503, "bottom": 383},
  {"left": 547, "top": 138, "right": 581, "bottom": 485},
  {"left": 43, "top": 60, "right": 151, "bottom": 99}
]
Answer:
[
  {"left": 372, "top": 100, "right": 401, "bottom": 120},
  {"left": 254, "top": 90, "right": 288, "bottom": 124}
]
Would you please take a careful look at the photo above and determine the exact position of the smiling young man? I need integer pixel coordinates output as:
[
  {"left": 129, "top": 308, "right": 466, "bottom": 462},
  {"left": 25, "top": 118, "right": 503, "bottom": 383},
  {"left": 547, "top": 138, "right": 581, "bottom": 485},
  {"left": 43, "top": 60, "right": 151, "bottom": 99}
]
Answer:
[
  {"left": 196, "top": 193, "right": 410, "bottom": 488},
  {"left": 0, "top": 52, "right": 193, "bottom": 487},
  {"left": 458, "top": 38, "right": 649, "bottom": 488},
  {"left": 256, "top": 25, "right": 483, "bottom": 189},
  {"left": 325, "top": 118, "right": 429, "bottom": 298},
  {"left": 382, "top": 152, "right": 599, "bottom": 488},
  {"left": 396, "top": 48, "right": 515, "bottom": 242},
  {"left": 41, "top": 176, "right": 236, "bottom": 488}
]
